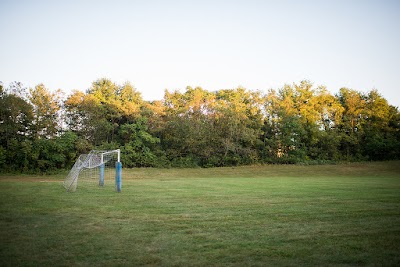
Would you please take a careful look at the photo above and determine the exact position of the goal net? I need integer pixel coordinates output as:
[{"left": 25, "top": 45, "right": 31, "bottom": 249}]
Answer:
[{"left": 63, "top": 149, "right": 122, "bottom": 193}]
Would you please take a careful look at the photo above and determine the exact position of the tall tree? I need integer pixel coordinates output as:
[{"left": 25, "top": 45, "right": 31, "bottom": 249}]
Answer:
[
  {"left": 214, "top": 87, "right": 264, "bottom": 165},
  {"left": 162, "top": 87, "right": 216, "bottom": 165},
  {"left": 337, "top": 88, "right": 366, "bottom": 159},
  {"left": 0, "top": 83, "right": 34, "bottom": 170},
  {"left": 0, "top": 85, "right": 33, "bottom": 143},
  {"left": 262, "top": 86, "right": 307, "bottom": 162},
  {"left": 29, "top": 84, "right": 62, "bottom": 139},
  {"left": 338, "top": 88, "right": 366, "bottom": 134},
  {"left": 362, "top": 89, "right": 394, "bottom": 160}
]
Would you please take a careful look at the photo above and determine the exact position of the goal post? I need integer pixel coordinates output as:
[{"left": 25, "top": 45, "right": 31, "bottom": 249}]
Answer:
[
  {"left": 116, "top": 161, "right": 122, "bottom": 193},
  {"left": 63, "top": 149, "right": 122, "bottom": 193}
]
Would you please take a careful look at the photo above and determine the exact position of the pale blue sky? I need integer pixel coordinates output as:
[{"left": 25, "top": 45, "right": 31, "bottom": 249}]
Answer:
[{"left": 1, "top": 0, "right": 399, "bottom": 107}]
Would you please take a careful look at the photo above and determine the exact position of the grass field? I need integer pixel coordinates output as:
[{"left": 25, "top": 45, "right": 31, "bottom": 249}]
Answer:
[{"left": 1, "top": 162, "right": 400, "bottom": 266}]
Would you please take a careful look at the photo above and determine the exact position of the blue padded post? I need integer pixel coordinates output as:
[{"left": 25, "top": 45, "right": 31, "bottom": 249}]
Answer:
[
  {"left": 99, "top": 163, "right": 105, "bottom": 186},
  {"left": 115, "top": 162, "right": 122, "bottom": 193}
]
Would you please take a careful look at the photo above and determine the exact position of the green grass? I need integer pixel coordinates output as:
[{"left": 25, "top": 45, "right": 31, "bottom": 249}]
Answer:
[{"left": 1, "top": 162, "right": 400, "bottom": 266}]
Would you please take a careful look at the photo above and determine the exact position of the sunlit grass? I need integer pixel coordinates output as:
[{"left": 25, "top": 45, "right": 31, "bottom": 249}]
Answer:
[{"left": 1, "top": 162, "right": 399, "bottom": 266}]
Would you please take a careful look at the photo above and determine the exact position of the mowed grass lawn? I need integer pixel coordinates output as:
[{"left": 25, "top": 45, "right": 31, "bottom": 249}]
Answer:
[{"left": 1, "top": 162, "right": 400, "bottom": 266}]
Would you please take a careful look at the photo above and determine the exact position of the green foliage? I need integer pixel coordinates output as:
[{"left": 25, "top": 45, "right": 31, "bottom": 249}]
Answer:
[
  {"left": 0, "top": 146, "right": 6, "bottom": 168},
  {"left": 1, "top": 79, "right": 400, "bottom": 173},
  {"left": 119, "top": 118, "right": 160, "bottom": 167},
  {"left": 29, "top": 84, "right": 61, "bottom": 138},
  {"left": 0, "top": 93, "right": 33, "bottom": 143}
]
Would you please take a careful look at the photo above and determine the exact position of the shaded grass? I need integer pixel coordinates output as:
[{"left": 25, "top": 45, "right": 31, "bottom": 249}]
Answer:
[{"left": 0, "top": 161, "right": 400, "bottom": 266}]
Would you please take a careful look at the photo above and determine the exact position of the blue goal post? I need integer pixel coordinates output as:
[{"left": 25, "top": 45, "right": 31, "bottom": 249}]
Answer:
[{"left": 98, "top": 149, "right": 122, "bottom": 193}]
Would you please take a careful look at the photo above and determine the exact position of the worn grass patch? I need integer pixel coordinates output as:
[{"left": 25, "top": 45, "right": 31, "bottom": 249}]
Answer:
[{"left": 1, "top": 162, "right": 400, "bottom": 266}]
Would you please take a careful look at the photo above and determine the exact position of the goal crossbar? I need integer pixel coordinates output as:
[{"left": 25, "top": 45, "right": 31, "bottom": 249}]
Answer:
[{"left": 100, "top": 149, "right": 121, "bottom": 162}]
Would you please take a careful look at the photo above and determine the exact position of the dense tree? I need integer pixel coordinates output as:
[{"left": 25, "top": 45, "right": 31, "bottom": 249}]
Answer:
[
  {"left": 262, "top": 85, "right": 307, "bottom": 162},
  {"left": 0, "top": 87, "right": 33, "bottom": 143},
  {"left": 336, "top": 88, "right": 367, "bottom": 159},
  {"left": 161, "top": 87, "right": 216, "bottom": 166},
  {"left": 214, "top": 88, "right": 264, "bottom": 165},
  {"left": 0, "top": 82, "right": 82, "bottom": 172},
  {"left": 361, "top": 90, "right": 396, "bottom": 160},
  {"left": 119, "top": 118, "right": 160, "bottom": 167},
  {"left": 65, "top": 78, "right": 143, "bottom": 145},
  {"left": 1, "top": 78, "right": 399, "bottom": 173},
  {"left": 160, "top": 86, "right": 265, "bottom": 167},
  {"left": 29, "top": 84, "right": 62, "bottom": 139},
  {"left": 64, "top": 78, "right": 161, "bottom": 167},
  {"left": 0, "top": 83, "right": 33, "bottom": 170},
  {"left": 338, "top": 88, "right": 366, "bottom": 134}
]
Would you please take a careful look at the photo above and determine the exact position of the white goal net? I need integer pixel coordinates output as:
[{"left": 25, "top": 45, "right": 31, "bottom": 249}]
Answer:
[{"left": 63, "top": 149, "right": 122, "bottom": 192}]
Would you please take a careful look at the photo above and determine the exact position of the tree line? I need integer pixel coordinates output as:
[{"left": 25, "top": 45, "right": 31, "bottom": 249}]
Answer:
[{"left": 1, "top": 79, "right": 399, "bottom": 173}]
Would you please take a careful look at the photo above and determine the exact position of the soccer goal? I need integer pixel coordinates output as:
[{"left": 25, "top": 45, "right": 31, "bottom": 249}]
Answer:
[{"left": 63, "top": 149, "right": 122, "bottom": 193}]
